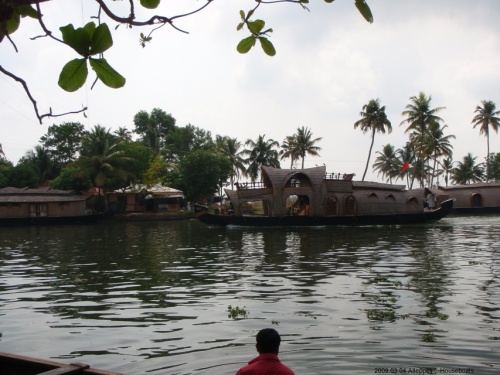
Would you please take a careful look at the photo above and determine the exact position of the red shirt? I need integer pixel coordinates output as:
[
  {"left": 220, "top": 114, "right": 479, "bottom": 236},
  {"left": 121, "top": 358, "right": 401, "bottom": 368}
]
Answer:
[{"left": 236, "top": 353, "right": 295, "bottom": 375}]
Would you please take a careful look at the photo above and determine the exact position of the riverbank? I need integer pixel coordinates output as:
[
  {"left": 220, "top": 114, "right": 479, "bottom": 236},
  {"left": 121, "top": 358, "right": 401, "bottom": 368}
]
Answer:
[{"left": 109, "top": 211, "right": 195, "bottom": 221}]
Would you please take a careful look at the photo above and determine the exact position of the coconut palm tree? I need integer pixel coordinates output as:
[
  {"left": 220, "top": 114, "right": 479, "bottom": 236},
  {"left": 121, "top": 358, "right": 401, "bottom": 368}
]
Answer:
[
  {"left": 293, "top": 126, "right": 322, "bottom": 169},
  {"left": 436, "top": 157, "right": 455, "bottom": 187},
  {"left": 400, "top": 92, "right": 445, "bottom": 187},
  {"left": 423, "top": 123, "right": 455, "bottom": 187},
  {"left": 452, "top": 153, "right": 485, "bottom": 184},
  {"left": 471, "top": 100, "right": 500, "bottom": 182},
  {"left": 216, "top": 135, "right": 246, "bottom": 189},
  {"left": 22, "top": 145, "right": 58, "bottom": 184},
  {"left": 354, "top": 98, "right": 392, "bottom": 181},
  {"left": 243, "top": 135, "right": 280, "bottom": 182},
  {"left": 78, "top": 126, "right": 135, "bottom": 196},
  {"left": 373, "top": 144, "right": 398, "bottom": 184},
  {"left": 280, "top": 135, "right": 298, "bottom": 169},
  {"left": 395, "top": 142, "right": 415, "bottom": 187},
  {"left": 114, "top": 126, "right": 133, "bottom": 141}
]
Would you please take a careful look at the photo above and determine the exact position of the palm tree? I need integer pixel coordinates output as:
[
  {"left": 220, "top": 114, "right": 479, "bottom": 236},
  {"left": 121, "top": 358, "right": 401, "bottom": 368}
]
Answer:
[
  {"left": 243, "top": 135, "right": 280, "bottom": 182},
  {"left": 400, "top": 92, "right": 445, "bottom": 187},
  {"left": 373, "top": 144, "right": 398, "bottom": 184},
  {"left": 437, "top": 157, "right": 454, "bottom": 187},
  {"left": 114, "top": 126, "right": 133, "bottom": 141},
  {"left": 395, "top": 142, "right": 415, "bottom": 187},
  {"left": 423, "top": 123, "right": 455, "bottom": 187},
  {"left": 354, "top": 98, "right": 392, "bottom": 181},
  {"left": 216, "top": 135, "right": 246, "bottom": 189},
  {"left": 22, "top": 145, "right": 57, "bottom": 184},
  {"left": 293, "top": 126, "right": 322, "bottom": 169},
  {"left": 471, "top": 100, "right": 500, "bottom": 182},
  {"left": 78, "top": 126, "right": 135, "bottom": 196},
  {"left": 280, "top": 135, "right": 298, "bottom": 169},
  {"left": 452, "top": 153, "right": 485, "bottom": 184}
]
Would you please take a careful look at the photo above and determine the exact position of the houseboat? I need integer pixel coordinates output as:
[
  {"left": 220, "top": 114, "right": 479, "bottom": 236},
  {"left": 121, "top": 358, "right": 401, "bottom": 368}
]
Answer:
[
  {"left": 196, "top": 165, "right": 454, "bottom": 227},
  {"left": 0, "top": 351, "right": 122, "bottom": 375},
  {"left": 433, "top": 182, "right": 500, "bottom": 215},
  {"left": 0, "top": 187, "right": 102, "bottom": 226}
]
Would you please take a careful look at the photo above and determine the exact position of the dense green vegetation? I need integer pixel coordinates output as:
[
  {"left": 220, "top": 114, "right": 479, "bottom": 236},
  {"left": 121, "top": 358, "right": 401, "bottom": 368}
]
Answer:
[{"left": 1, "top": 95, "right": 499, "bottom": 203}]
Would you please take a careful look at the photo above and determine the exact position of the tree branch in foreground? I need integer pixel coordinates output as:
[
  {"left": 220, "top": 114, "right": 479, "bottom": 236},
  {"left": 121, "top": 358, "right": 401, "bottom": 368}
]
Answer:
[{"left": 0, "top": 65, "right": 87, "bottom": 124}]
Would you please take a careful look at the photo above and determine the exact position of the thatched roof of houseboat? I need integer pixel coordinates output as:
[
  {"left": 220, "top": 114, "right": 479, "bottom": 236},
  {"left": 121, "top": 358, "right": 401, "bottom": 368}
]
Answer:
[
  {"left": 352, "top": 181, "right": 406, "bottom": 191},
  {"left": 438, "top": 182, "right": 500, "bottom": 191},
  {"left": 262, "top": 165, "right": 326, "bottom": 187},
  {"left": 0, "top": 187, "right": 89, "bottom": 203}
]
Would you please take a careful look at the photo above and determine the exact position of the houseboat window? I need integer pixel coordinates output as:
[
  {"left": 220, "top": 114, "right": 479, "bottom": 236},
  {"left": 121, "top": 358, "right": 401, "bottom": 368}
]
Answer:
[
  {"left": 368, "top": 193, "right": 378, "bottom": 199},
  {"left": 240, "top": 200, "right": 269, "bottom": 216},
  {"left": 344, "top": 195, "right": 356, "bottom": 216},
  {"left": 385, "top": 194, "right": 396, "bottom": 201},
  {"left": 30, "top": 203, "right": 48, "bottom": 217},
  {"left": 285, "top": 173, "right": 312, "bottom": 188},
  {"left": 286, "top": 194, "right": 310, "bottom": 216},
  {"left": 326, "top": 196, "right": 338, "bottom": 216},
  {"left": 471, "top": 193, "right": 482, "bottom": 207},
  {"left": 407, "top": 197, "right": 419, "bottom": 207}
]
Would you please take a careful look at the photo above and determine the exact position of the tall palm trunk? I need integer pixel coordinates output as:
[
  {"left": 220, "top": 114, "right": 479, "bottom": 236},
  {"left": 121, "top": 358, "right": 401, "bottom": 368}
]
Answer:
[
  {"left": 362, "top": 128, "right": 376, "bottom": 181},
  {"left": 486, "top": 128, "right": 490, "bottom": 182}
]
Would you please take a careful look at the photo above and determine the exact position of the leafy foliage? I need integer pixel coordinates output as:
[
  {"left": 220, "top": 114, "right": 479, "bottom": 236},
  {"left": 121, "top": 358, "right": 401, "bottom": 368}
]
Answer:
[
  {"left": 50, "top": 166, "right": 93, "bottom": 194},
  {"left": 178, "top": 149, "right": 231, "bottom": 202},
  {"left": 58, "top": 22, "right": 125, "bottom": 92},
  {"left": 39, "top": 122, "right": 85, "bottom": 167}
]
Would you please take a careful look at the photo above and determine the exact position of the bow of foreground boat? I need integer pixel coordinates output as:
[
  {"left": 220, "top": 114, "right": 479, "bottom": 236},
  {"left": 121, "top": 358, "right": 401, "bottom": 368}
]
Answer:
[{"left": 0, "top": 352, "right": 123, "bottom": 375}]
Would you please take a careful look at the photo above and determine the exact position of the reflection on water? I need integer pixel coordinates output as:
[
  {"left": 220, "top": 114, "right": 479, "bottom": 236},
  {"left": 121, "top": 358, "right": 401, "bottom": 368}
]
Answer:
[{"left": 0, "top": 217, "right": 499, "bottom": 374}]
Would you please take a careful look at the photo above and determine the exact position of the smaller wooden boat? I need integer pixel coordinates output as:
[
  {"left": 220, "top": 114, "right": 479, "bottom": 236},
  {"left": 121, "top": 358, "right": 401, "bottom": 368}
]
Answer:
[
  {"left": 0, "top": 352, "right": 123, "bottom": 375},
  {"left": 430, "top": 182, "right": 500, "bottom": 215}
]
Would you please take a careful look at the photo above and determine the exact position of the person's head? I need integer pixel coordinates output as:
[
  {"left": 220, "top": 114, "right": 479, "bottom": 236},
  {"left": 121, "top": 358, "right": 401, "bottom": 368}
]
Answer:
[{"left": 256, "top": 328, "right": 281, "bottom": 354}]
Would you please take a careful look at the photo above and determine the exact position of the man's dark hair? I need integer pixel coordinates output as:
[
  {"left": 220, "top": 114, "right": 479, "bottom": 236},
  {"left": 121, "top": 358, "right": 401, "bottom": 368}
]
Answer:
[{"left": 256, "top": 328, "right": 281, "bottom": 354}]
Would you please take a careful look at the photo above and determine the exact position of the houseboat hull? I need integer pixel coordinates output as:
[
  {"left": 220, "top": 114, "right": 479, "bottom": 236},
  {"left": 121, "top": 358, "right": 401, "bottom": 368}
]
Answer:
[
  {"left": 0, "top": 351, "right": 122, "bottom": 375},
  {"left": 197, "top": 199, "right": 454, "bottom": 227},
  {"left": 0, "top": 214, "right": 103, "bottom": 226}
]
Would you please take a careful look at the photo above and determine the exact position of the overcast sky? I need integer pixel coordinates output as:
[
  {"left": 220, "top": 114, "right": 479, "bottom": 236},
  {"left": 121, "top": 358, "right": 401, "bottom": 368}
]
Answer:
[{"left": 1, "top": 0, "right": 499, "bottom": 183}]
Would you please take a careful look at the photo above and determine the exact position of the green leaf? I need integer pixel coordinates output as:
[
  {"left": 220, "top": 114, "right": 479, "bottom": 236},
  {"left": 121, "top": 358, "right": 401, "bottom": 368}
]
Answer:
[
  {"left": 90, "top": 23, "right": 113, "bottom": 55},
  {"left": 239, "top": 10, "right": 245, "bottom": 20},
  {"left": 259, "top": 37, "right": 276, "bottom": 57},
  {"left": 89, "top": 58, "right": 126, "bottom": 89},
  {"left": 140, "top": 0, "right": 161, "bottom": 9},
  {"left": 247, "top": 20, "right": 265, "bottom": 35},
  {"left": 355, "top": 0, "right": 373, "bottom": 23},
  {"left": 5, "top": 14, "right": 21, "bottom": 35},
  {"left": 236, "top": 36, "right": 256, "bottom": 54},
  {"left": 237, "top": 22, "right": 244, "bottom": 31},
  {"left": 18, "top": 5, "right": 39, "bottom": 19},
  {"left": 324, "top": 0, "right": 334, "bottom": 3},
  {"left": 2, "top": 4, "right": 38, "bottom": 36},
  {"left": 58, "top": 58, "right": 89, "bottom": 92},
  {"left": 60, "top": 24, "right": 92, "bottom": 56}
]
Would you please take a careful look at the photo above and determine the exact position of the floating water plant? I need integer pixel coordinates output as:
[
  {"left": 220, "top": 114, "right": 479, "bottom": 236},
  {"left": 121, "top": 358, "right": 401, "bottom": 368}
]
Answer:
[{"left": 227, "top": 305, "right": 248, "bottom": 319}]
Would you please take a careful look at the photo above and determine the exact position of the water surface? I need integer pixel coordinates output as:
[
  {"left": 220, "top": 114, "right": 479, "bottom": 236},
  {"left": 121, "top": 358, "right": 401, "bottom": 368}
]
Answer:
[{"left": 0, "top": 217, "right": 499, "bottom": 374}]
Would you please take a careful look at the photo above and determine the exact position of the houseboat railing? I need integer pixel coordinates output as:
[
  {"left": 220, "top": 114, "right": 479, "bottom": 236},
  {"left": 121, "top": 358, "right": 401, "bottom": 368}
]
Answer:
[
  {"left": 325, "top": 173, "right": 356, "bottom": 181},
  {"left": 234, "top": 172, "right": 356, "bottom": 190},
  {"left": 235, "top": 182, "right": 268, "bottom": 190}
]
